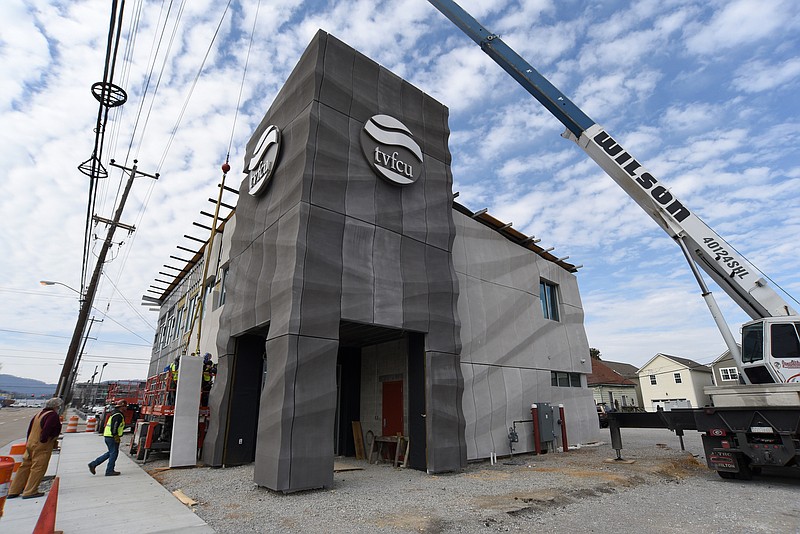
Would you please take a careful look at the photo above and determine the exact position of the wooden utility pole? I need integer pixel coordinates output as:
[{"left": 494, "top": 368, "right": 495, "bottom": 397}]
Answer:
[{"left": 56, "top": 160, "right": 158, "bottom": 401}]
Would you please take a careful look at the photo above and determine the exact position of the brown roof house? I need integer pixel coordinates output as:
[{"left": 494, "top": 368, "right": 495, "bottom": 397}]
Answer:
[
  {"left": 587, "top": 359, "right": 638, "bottom": 411},
  {"left": 604, "top": 360, "right": 644, "bottom": 408}
]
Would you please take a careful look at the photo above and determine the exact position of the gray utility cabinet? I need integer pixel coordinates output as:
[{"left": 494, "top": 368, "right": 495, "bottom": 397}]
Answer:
[{"left": 536, "top": 403, "right": 556, "bottom": 450}]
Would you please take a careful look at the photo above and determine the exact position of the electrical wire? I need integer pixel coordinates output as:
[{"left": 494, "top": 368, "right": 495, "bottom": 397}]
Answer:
[{"left": 157, "top": 0, "right": 235, "bottom": 172}]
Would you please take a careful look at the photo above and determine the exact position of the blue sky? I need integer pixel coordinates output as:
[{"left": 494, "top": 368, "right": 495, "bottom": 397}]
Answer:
[{"left": 1, "top": 0, "right": 798, "bottom": 385}]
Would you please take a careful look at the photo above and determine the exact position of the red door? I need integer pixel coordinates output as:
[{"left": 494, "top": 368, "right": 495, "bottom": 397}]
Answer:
[{"left": 382, "top": 380, "right": 403, "bottom": 436}]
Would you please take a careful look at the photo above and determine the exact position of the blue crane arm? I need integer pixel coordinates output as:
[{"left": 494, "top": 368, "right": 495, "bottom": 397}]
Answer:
[{"left": 427, "top": 0, "right": 594, "bottom": 138}]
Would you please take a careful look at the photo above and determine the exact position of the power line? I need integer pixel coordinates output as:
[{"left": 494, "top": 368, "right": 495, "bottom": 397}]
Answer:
[{"left": 0, "top": 328, "right": 150, "bottom": 347}]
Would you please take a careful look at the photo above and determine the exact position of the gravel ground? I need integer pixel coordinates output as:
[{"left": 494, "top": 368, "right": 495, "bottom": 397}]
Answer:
[{"left": 143, "top": 428, "right": 800, "bottom": 533}]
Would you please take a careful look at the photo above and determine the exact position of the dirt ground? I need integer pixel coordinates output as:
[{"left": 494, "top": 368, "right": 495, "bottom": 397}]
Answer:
[{"left": 140, "top": 430, "right": 734, "bottom": 533}]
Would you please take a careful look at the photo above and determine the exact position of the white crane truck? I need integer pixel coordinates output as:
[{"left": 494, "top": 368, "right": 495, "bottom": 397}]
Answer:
[{"left": 428, "top": 0, "right": 800, "bottom": 479}]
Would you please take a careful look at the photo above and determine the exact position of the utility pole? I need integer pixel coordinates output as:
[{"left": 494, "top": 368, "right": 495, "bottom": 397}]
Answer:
[
  {"left": 64, "top": 316, "right": 101, "bottom": 407},
  {"left": 57, "top": 160, "right": 158, "bottom": 401}
]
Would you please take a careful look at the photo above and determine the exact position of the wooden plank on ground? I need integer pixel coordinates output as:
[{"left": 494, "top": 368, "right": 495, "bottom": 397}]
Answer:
[
  {"left": 333, "top": 462, "right": 364, "bottom": 472},
  {"left": 352, "top": 421, "right": 366, "bottom": 460},
  {"left": 172, "top": 489, "right": 198, "bottom": 507}
]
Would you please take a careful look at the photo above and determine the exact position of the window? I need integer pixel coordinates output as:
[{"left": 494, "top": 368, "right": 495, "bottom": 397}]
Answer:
[
  {"left": 551, "top": 371, "right": 582, "bottom": 387},
  {"left": 742, "top": 323, "right": 764, "bottom": 363},
  {"left": 219, "top": 267, "right": 229, "bottom": 306},
  {"left": 540, "top": 280, "right": 560, "bottom": 321},
  {"left": 649, "top": 374, "right": 657, "bottom": 385},
  {"left": 673, "top": 372, "right": 682, "bottom": 384},
  {"left": 720, "top": 367, "right": 739, "bottom": 381},
  {"left": 771, "top": 322, "right": 800, "bottom": 358}
]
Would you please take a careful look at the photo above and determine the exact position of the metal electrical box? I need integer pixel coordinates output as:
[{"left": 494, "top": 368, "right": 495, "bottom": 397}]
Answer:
[{"left": 537, "top": 403, "right": 555, "bottom": 450}]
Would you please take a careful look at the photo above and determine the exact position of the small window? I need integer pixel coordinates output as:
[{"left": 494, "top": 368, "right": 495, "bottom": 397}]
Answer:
[
  {"left": 540, "top": 280, "right": 560, "bottom": 321},
  {"left": 550, "top": 371, "right": 582, "bottom": 388},
  {"left": 219, "top": 267, "right": 229, "bottom": 306},
  {"left": 720, "top": 367, "right": 739, "bottom": 381},
  {"left": 674, "top": 372, "right": 682, "bottom": 384},
  {"left": 649, "top": 374, "right": 657, "bottom": 385}
]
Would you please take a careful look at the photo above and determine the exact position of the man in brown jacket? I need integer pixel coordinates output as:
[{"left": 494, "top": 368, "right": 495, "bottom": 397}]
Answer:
[{"left": 8, "top": 397, "right": 64, "bottom": 499}]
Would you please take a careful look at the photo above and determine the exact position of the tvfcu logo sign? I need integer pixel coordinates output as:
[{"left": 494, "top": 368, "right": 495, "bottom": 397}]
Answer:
[
  {"left": 246, "top": 125, "right": 281, "bottom": 197},
  {"left": 360, "top": 115, "right": 423, "bottom": 186}
]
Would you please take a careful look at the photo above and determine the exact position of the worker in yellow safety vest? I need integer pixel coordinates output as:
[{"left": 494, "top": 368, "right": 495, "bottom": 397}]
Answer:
[
  {"left": 170, "top": 355, "right": 180, "bottom": 383},
  {"left": 88, "top": 399, "right": 127, "bottom": 476}
]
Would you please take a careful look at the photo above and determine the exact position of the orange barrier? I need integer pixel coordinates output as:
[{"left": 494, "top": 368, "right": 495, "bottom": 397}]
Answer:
[
  {"left": 65, "top": 415, "right": 79, "bottom": 433},
  {"left": 85, "top": 416, "right": 97, "bottom": 432},
  {"left": 0, "top": 455, "right": 14, "bottom": 518},
  {"left": 8, "top": 442, "right": 25, "bottom": 484},
  {"left": 32, "top": 476, "right": 59, "bottom": 534}
]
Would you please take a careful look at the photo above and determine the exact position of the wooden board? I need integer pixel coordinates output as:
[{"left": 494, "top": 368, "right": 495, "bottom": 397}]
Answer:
[
  {"left": 352, "top": 421, "right": 366, "bottom": 460},
  {"left": 172, "top": 489, "right": 198, "bottom": 506}
]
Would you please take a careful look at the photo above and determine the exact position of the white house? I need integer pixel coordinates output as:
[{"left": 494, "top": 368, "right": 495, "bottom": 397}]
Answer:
[
  {"left": 638, "top": 354, "right": 713, "bottom": 411},
  {"left": 710, "top": 346, "right": 742, "bottom": 386}
]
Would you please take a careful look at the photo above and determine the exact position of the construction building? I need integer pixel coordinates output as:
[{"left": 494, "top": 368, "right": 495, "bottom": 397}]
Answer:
[{"left": 146, "top": 31, "right": 598, "bottom": 493}]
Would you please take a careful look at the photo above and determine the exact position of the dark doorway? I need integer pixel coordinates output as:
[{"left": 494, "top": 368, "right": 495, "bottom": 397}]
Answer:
[
  {"left": 335, "top": 346, "right": 361, "bottom": 456},
  {"left": 223, "top": 333, "right": 266, "bottom": 466},
  {"left": 407, "top": 332, "right": 426, "bottom": 470}
]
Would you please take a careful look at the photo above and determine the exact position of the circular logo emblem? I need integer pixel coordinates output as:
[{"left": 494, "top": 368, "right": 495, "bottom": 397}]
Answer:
[
  {"left": 247, "top": 125, "right": 281, "bottom": 197},
  {"left": 360, "top": 115, "right": 424, "bottom": 186}
]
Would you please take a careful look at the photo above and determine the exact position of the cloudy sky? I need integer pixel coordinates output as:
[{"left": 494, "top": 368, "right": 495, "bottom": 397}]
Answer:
[{"left": 1, "top": 0, "right": 798, "bottom": 387}]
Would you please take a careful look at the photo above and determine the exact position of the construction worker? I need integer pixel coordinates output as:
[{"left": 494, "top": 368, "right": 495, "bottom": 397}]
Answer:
[
  {"left": 8, "top": 397, "right": 63, "bottom": 499},
  {"left": 88, "top": 399, "right": 127, "bottom": 476},
  {"left": 170, "top": 355, "right": 180, "bottom": 384},
  {"left": 201, "top": 353, "right": 216, "bottom": 406}
]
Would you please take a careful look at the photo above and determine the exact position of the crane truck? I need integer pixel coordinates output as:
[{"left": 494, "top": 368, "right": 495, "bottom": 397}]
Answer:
[{"left": 428, "top": 0, "right": 800, "bottom": 479}]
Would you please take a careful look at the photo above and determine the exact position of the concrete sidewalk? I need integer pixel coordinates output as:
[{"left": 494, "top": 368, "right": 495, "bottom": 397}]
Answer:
[{"left": 1, "top": 431, "right": 213, "bottom": 533}]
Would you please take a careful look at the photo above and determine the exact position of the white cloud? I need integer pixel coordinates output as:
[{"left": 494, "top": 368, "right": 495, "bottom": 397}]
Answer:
[
  {"left": 733, "top": 58, "right": 800, "bottom": 93},
  {"left": 684, "top": 0, "right": 796, "bottom": 55}
]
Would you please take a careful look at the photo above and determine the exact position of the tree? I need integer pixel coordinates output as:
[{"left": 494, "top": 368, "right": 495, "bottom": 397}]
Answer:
[{"left": 589, "top": 347, "right": 602, "bottom": 360}]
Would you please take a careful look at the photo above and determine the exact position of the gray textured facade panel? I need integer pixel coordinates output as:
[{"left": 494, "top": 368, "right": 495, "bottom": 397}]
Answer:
[
  {"left": 466, "top": 364, "right": 494, "bottom": 456},
  {"left": 254, "top": 222, "right": 279, "bottom": 327},
  {"left": 266, "top": 206, "right": 303, "bottom": 340},
  {"left": 372, "top": 227, "right": 403, "bottom": 327},
  {"left": 374, "top": 175, "right": 404, "bottom": 234},
  {"left": 340, "top": 217, "right": 375, "bottom": 324},
  {"left": 298, "top": 205, "right": 345, "bottom": 340},
  {"left": 425, "top": 245, "right": 458, "bottom": 354},
  {"left": 421, "top": 93, "right": 451, "bottom": 166},
  {"left": 423, "top": 156, "right": 454, "bottom": 252},
  {"left": 485, "top": 365, "right": 510, "bottom": 454},
  {"left": 460, "top": 363, "right": 478, "bottom": 458},
  {"left": 318, "top": 34, "right": 353, "bottom": 117},
  {"left": 377, "top": 66, "right": 403, "bottom": 114},
  {"left": 400, "top": 236, "right": 429, "bottom": 333},
  {"left": 254, "top": 334, "right": 297, "bottom": 490},
  {"left": 343, "top": 118, "right": 377, "bottom": 225},
  {"left": 287, "top": 335, "right": 338, "bottom": 490},
  {"left": 349, "top": 50, "right": 379, "bottom": 124},
  {"left": 309, "top": 104, "right": 349, "bottom": 214},
  {"left": 425, "top": 351, "right": 467, "bottom": 473}
]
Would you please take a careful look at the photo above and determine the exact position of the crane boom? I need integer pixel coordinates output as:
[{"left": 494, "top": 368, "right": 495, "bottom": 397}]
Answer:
[{"left": 427, "top": 0, "right": 796, "bottom": 321}]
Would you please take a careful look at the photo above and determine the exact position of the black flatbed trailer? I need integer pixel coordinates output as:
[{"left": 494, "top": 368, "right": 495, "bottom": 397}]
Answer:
[{"left": 608, "top": 408, "right": 800, "bottom": 479}]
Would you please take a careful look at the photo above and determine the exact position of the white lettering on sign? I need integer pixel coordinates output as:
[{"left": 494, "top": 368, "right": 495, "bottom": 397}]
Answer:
[
  {"left": 247, "top": 125, "right": 281, "bottom": 197},
  {"left": 360, "top": 114, "right": 423, "bottom": 186}
]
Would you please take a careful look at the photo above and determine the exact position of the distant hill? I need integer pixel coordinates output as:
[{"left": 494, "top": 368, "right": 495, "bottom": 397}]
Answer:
[{"left": 0, "top": 374, "right": 57, "bottom": 397}]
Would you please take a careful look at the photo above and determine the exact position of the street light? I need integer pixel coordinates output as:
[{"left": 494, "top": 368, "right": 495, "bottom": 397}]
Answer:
[
  {"left": 40, "top": 279, "right": 86, "bottom": 400},
  {"left": 39, "top": 280, "right": 81, "bottom": 295}
]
